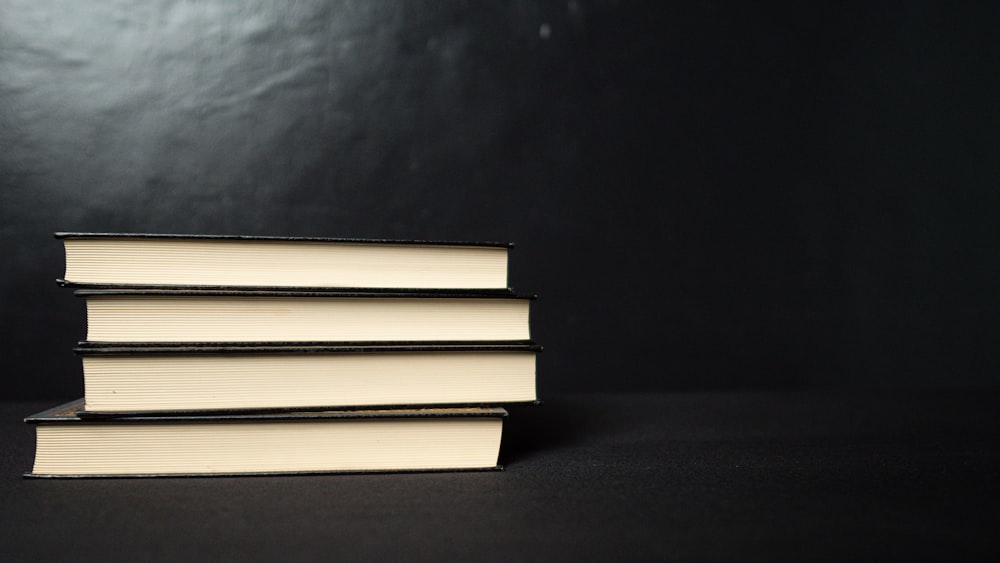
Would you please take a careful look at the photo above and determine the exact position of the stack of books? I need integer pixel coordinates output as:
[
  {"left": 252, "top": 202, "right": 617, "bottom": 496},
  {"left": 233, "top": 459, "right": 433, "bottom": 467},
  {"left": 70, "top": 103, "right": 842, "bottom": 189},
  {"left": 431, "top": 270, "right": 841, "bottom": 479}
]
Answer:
[{"left": 25, "top": 233, "right": 539, "bottom": 478}]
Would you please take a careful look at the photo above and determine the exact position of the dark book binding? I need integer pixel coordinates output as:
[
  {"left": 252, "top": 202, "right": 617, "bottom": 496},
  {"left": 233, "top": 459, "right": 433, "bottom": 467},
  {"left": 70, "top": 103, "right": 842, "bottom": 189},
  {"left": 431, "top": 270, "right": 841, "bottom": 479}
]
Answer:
[
  {"left": 25, "top": 467, "right": 503, "bottom": 479},
  {"left": 77, "top": 402, "right": 537, "bottom": 418},
  {"left": 58, "top": 279, "right": 517, "bottom": 294},
  {"left": 73, "top": 288, "right": 537, "bottom": 299},
  {"left": 55, "top": 232, "right": 515, "bottom": 248},
  {"left": 26, "top": 399, "right": 508, "bottom": 424},
  {"left": 26, "top": 466, "right": 503, "bottom": 479},
  {"left": 74, "top": 341, "right": 543, "bottom": 354}
]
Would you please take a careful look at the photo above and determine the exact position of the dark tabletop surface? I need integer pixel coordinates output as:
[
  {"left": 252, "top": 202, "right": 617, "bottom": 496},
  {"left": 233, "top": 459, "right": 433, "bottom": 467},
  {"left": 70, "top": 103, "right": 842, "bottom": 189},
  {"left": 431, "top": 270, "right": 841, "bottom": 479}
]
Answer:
[{"left": 2, "top": 391, "right": 998, "bottom": 561}]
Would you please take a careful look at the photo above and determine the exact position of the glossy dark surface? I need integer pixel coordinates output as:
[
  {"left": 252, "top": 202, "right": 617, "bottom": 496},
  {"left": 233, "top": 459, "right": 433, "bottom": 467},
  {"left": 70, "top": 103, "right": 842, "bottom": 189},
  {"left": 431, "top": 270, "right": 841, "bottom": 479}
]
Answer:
[{"left": 1, "top": 2, "right": 998, "bottom": 398}]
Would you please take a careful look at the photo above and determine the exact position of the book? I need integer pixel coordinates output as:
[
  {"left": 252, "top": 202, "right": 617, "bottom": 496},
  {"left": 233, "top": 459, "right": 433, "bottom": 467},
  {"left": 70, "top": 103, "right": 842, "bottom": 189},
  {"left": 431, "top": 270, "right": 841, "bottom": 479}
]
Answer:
[
  {"left": 56, "top": 232, "right": 513, "bottom": 290},
  {"left": 25, "top": 399, "right": 505, "bottom": 477},
  {"left": 75, "top": 342, "right": 540, "bottom": 414},
  {"left": 77, "top": 289, "right": 533, "bottom": 343}
]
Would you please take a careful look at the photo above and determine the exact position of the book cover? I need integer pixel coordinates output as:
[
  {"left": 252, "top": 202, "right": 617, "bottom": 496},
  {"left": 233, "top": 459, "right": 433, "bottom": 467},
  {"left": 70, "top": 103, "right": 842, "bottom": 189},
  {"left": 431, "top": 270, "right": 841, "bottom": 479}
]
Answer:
[
  {"left": 73, "top": 342, "right": 541, "bottom": 415},
  {"left": 76, "top": 289, "right": 535, "bottom": 343},
  {"left": 26, "top": 400, "right": 507, "bottom": 478},
  {"left": 56, "top": 232, "right": 515, "bottom": 291},
  {"left": 55, "top": 232, "right": 514, "bottom": 247}
]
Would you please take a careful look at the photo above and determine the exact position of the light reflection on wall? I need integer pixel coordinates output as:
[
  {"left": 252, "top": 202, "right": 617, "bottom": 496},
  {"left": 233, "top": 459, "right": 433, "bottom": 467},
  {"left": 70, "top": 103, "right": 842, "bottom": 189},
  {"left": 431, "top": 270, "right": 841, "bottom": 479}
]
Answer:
[
  {"left": 0, "top": 1, "right": 545, "bottom": 230},
  {"left": 1, "top": 2, "right": 361, "bottom": 224}
]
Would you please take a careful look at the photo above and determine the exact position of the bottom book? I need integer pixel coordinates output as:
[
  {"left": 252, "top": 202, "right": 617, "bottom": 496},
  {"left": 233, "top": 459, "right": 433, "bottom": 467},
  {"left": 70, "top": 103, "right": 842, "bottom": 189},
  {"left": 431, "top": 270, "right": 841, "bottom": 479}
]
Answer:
[{"left": 25, "top": 400, "right": 505, "bottom": 478}]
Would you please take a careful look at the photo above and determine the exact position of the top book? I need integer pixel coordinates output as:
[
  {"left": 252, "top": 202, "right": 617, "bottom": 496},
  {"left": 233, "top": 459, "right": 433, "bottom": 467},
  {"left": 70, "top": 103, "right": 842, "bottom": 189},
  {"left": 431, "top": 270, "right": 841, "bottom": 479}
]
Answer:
[{"left": 56, "top": 233, "right": 513, "bottom": 290}]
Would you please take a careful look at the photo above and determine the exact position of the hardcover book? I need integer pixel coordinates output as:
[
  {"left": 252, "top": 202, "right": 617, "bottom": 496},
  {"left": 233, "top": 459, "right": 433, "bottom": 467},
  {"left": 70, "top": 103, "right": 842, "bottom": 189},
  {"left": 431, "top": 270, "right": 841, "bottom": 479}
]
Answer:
[
  {"left": 77, "top": 288, "right": 533, "bottom": 343},
  {"left": 26, "top": 400, "right": 506, "bottom": 477},
  {"left": 75, "top": 342, "right": 540, "bottom": 414},
  {"left": 57, "top": 232, "right": 512, "bottom": 290}
]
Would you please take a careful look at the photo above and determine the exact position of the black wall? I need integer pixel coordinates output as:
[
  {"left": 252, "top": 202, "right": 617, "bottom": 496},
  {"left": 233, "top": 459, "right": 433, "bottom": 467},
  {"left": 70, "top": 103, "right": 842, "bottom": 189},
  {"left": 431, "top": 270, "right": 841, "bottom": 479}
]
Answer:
[{"left": 1, "top": 1, "right": 997, "bottom": 400}]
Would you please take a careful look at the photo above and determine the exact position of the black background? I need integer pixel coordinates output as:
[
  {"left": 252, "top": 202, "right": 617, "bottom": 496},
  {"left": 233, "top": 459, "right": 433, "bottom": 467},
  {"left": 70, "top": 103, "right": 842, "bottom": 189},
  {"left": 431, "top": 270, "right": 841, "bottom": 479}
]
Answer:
[
  {"left": 2, "top": 4, "right": 999, "bottom": 559},
  {"left": 2, "top": 1, "right": 998, "bottom": 400}
]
